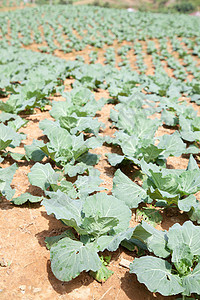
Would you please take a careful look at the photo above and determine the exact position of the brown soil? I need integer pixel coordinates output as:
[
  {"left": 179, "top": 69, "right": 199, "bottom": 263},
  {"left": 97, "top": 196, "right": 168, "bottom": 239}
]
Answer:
[
  {"left": 1, "top": 29, "right": 200, "bottom": 300},
  {"left": 0, "top": 88, "right": 177, "bottom": 300},
  {"left": 0, "top": 3, "right": 34, "bottom": 12}
]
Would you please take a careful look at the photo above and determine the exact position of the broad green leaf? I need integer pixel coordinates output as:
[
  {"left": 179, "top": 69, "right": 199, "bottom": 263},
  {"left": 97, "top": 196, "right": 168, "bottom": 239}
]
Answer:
[
  {"left": 81, "top": 216, "right": 118, "bottom": 237},
  {"left": 72, "top": 134, "right": 89, "bottom": 159},
  {"left": 44, "top": 182, "right": 120, "bottom": 238},
  {"left": 0, "top": 139, "right": 12, "bottom": 151},
  {"left": 24, "top": 140, "right": 46, "bottom": 162},
  {"left": 187, "top": 155, "right": 199, "bottom": 170},
  {"left": 77, "top": 152, "right": 100, "bottom": 166},
  {"left": 171, "top": 243, "right": 193, "bottom": 276},
  {"left": 132, "top": 222, "right": 169, "bottom": 258},
  {"left": 112, "top": 169, "right": 147, "bottom": 208},
  {"left": 158, "top": 131, "right": 186, "bottom": 158},
  {"left": 50, "top": 101, "right": 74, "bottom": 120},
  {"left": 117, "top": 109, "right": 158, "bottom": 139},
  {"left": 12, "top": 193, "right": 43, "bottom": 205},
  {"left": 85, "top": 136, "right": 102, "bottom": 149},
  {"left": 60, "top": 116, "right": 102, "bottom": 136},
  {"left": 181, "top": 130, "right": 200, "bottom": 143},
  {"left": 121, "top": 237, "right": 147, "bottom": 252},
  {"left": 140, "top": 158, "right": 161, "bottom": 176},
  {"left": 50, "top": 237, "right": 101, "bottom": 281},
  {"left": 41, "top": 129, "right": 90, "bottom": 165},
  {"left": 70, "top": 87, "right": 94, "bottom": 106},
  {"left": 185, "top": 144, "right": 200, "bottom": 155},
  {"left": 40, "top": 145, "right": 56, "bottom": 161},
  {"left": 167, "top": 221, "right": 200, "bottom": 255},
  {"left": 161, "top": 109, "right": 177, "bottom": 126},
  {"left": 188, "top": 202, "right": 200, "bottom": 224},
  {"left": 121, "top": 135, "right": 138, "bottom": 156},
  {"left": 96, "top": 228, "right": 134, "bottom": 251},
  {"left": 130, "top": 256, "right": 184, "bottom": 296},
  {"left": 64, "top": 162, "right": 91, "bottom": 177},
  {"left": 178, "top": 194, "right": 197, "bottom": 212},
  {"left": 83, "top": 193, "right": 131, "bottom": 234},
  {"left": 7, "top": 115, "right": 28, "bottom": 131},
  {"left": 140, "top": 144, "right": 164, "bottom": 163},
  {"left": 178, "top": 170, "right": 200, "bottom": 195},
  {"left": 39, "top": 119, "right": 60, "bottom": 136},
  {"left": 180, "top": 116, "right": 200, "bottom": 142},
  {"left": 59, "top": 116, "right": 78, "bottom": 132},
  {"left": 192, "top": 117, "right": 200, "bottom": 131},
  {"left": 106, "top": 153, "right": 124, "bottom": 166},
  {"left": 182, "top": 263, "right": 200, "bottom": 296},
  {"left": 89, "top": 263, "right": 113, "bottom": 283},
  {"left": 149, "top": 171, "right": 180, "bottom": 194},
  {"left": 75, "top": 173, "right": 103, "bottom": 197},
  {"left": 0, "top": 123, "right": 25, "bottom": 148},
  {"left": 51, "top": 179, "right": 77, "bottom": 198},
  {"left": 0, "top": 163, "right": 18, "bottom": 200},
  {"left": 136, "top": 207, "right": 162, "bottom": 226},
  {"left": 9, "top": 152, "right": 25, "bottom": 161},
  {"left": 47, "top": 126, "right": 72, "bottom": 152},
  {"left": 42, "top": 190, "right": 83, "bottom": 232},
  {"left": 0, "top": 112, "right": 18, "bottom": 123},
  {"left": 45, "top": 229, "right": 76, "bottom": 250},
  {"left": 147, "top": 187, "right": 179, "bottom": 205},
  {"left": 28, "top": 163, "right": 59, "bottom": 190}
]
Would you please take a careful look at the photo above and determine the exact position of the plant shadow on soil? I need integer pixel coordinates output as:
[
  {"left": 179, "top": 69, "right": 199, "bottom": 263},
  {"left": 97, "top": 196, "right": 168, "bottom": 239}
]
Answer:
[
  {"left": 0, "top": 197, "right": 42, "bottom": 211},
  {"left": 46, "top": 260, "right": 94, "bottom": 295},
  {"left": 36, "top": 211, "right": 68, "bottom": 248}
]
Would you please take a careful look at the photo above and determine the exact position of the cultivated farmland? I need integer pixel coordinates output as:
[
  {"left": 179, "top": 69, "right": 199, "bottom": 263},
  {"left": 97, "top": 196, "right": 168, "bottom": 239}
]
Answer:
[{"left": 0, "top": 4, "right": 200, "bottom": 299}]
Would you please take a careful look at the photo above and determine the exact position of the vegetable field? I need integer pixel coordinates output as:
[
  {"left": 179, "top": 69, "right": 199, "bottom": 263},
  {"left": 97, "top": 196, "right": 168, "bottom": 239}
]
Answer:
[{"left": 0, "top": 4, "right": 200, "bottom": 299}]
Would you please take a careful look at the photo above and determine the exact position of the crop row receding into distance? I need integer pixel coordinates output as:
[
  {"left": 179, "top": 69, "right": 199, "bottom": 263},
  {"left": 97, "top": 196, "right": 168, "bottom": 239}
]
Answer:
[{"left": 0, "top": 4, "right": 200, "bottom": 300}]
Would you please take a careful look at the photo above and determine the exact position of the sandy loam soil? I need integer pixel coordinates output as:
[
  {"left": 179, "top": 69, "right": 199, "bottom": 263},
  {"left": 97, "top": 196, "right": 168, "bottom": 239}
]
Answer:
[
  {"left": 0, "top": 3, "right": 34, "bottom": 11},
  {"left": 0, "top": 33, "right": 200, "bottom": 300}
]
